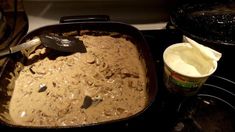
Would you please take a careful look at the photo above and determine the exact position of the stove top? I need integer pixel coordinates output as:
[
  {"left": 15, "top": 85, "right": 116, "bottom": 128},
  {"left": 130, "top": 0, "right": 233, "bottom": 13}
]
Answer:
[{"left": 1, "top": 28, "right": 234, "bottom": 131}]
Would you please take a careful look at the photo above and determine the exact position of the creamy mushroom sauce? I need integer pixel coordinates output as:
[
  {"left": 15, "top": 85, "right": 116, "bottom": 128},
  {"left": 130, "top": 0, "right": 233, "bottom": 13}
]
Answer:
[{"left": 9, "top": 32, "right": 148, "bottom": 126}]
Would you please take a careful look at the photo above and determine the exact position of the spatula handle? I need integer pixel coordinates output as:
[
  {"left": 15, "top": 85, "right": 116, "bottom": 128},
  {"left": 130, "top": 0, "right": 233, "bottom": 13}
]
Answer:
[
  {"left": 0, "top": 48, "right": 10, "bottom": 57},
  {"left": 0, "top": 37, "right": 41, "bottom": 57},
  {"left": 10, "top": 37, "right": 41, "bottom": 54}
]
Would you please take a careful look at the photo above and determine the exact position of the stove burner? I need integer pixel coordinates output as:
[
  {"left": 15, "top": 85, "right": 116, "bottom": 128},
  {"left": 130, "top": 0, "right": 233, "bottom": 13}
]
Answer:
[
  {"left": 174, "top": 96, "right": 235, "bottom": 132},
  {"left": 172, "top": 75, "right": 235, "bottom": 132},
  {"left": 174, "top": 98, "right": 235, "bottom": 132}
]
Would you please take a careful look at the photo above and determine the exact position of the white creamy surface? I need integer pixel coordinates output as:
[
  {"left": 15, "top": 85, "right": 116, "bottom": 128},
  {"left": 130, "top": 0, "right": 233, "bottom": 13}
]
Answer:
[
  {"left": 164, "top": 43, "right": 215, "bottom": 77},
  {"left": 166, "top": 53, "right": 202, "bottom": 76}
]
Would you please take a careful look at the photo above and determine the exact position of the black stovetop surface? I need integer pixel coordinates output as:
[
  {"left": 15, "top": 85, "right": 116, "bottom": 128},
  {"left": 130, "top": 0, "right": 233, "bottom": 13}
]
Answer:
[{"left": 2, "top": 29, "right": 234, "bottom": 131}]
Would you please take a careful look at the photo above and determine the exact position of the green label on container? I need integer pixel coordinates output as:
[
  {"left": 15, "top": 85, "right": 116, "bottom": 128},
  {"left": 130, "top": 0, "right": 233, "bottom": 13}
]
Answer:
[{"left": 169, "top": 73, "right": 199, "bottom": 89}]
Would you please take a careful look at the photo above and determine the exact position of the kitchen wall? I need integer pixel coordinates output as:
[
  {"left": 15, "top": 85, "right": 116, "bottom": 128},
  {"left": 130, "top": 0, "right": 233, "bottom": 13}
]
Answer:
[{"left": 23, "top": 0, "right": 178, "bottom": 31}]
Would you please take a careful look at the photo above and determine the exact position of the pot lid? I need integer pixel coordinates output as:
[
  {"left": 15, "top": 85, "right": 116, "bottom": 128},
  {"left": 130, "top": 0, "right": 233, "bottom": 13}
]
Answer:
[{"left": 170, "top": 1, "right": 235, "bottom": 46}]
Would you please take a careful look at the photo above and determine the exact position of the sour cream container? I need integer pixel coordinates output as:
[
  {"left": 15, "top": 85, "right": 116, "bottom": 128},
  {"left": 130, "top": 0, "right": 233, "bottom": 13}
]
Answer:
[{"left": 163, "top": 37, "right": 221, "bottom": 96}]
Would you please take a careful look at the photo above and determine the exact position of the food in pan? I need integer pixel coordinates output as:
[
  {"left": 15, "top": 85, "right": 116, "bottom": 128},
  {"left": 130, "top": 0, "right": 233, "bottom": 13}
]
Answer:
[{"left": 9, "top": 30, "right": 148, "bottom": 126}]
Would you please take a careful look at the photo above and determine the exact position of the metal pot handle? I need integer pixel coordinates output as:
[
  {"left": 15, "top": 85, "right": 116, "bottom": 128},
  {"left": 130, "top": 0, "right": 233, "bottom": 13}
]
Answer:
[{"left": 59, "top": 15, "right": 110, "bottom": 23}]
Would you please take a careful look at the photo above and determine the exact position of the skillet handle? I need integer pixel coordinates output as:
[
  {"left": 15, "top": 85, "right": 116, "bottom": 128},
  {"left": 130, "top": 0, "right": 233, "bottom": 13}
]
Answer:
[{"left": 60, "top": 15, "right": 110, "bottom": 23}]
